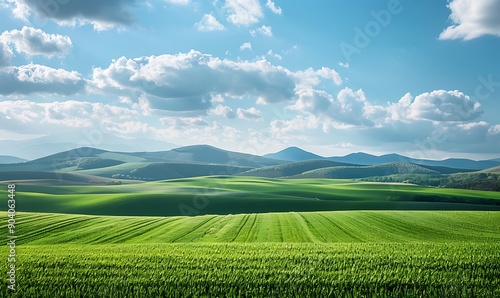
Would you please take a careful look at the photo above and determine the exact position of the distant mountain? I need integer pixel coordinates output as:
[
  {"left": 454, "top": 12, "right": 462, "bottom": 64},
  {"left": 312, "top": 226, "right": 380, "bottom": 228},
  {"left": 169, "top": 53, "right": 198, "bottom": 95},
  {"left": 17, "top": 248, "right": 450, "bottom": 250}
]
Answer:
[
  {"left": 328, "top": 152, "right": 378, "bottom": 165},
  {"left": 152, "top": 145, "right": 286, "bottom": 167},
  {"left": 328, "top": 152, "right": 499, "bottom": 170},
  {"left": 294, "top": 162, "right": 440, "bottom": 179},
  {"left": 122, "top": 163, "right": 253, "bottom": 180},
  {"left": 414, "top": 158, "right": 499, "bottom": 170},
  {"left": 0, "top": 132, "right": 176, "bottom": 160},
  {"left": 264, "top": 147, "right": 324, "bottom": 162},
  {"left": 480, "top": 166, "right": 500, "bottom": 173},
  {"left": 237, "top": 160, "right": 355, "bottom": 178},
  {"left": 0, "top": 155, "right": 27, "bottom": 164}
]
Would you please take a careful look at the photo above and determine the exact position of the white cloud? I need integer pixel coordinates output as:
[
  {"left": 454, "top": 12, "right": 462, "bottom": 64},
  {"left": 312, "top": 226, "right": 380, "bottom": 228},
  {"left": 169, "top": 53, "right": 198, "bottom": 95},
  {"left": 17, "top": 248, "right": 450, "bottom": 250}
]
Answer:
[
  {"left": 292, "top": 67, "right": 343, "bottom": 88},
  {"left": 439, "top": 0, "right": 500, "bottom": 40},
  {"left": 265, "top": 0, "right": 282, "bottom": 15},
  {"left": 0, "top": 100, "right": 138, "bottom": 129},
  {"left": 267, "top": 49, "right": 282, "bottom": 60},
  {"left": 224, "top": 0, "right": 263, "bottom": 25},
  {"left": 90, "top": 50, "right": 297, "bottom": 111},
  {"left": 250, "top": 25, "right": 273, "bottom": 37},
  {"left": 0, "top": 42, "right": 13, "bottom": 67},
  {"left": 270, "top": 115, "right": 319, "bottom": 138},
  {"left": 239, "top": 42, "right": 252, "bottom": 51},
  {"left": 236, "top": 107, "right": 262, "bottom": 120},
  {"left": 0, "top": 26, "right": 72, "bottom": 57},
  {"left": 160, "top": 117, "right": 209, "bottom": 127},
  {"left": 209, "top": 104, "right": 236, "bottom": 118},
  {"left": 195, "top": 13, "right": 225, "bottom": 31},
  {"left": 5, "top": 0, "right": 139, "bottom": 30},
  {"left": 165, "top": 0, "right": 190, "bottom": 4},
  {"left": 407, "top": 90, "right": 482, "bottom": 121},
  {"left": 488, "top": 124, "right": 500, "bottom": 134},
  {"left": 290, "top": 87, "right": 372, "bottom": 128},
  {"left": 0, "top": 63, "right": 84, "bottom": 96},
  {"left": 338, "top": 61, "right": 349, "bottom": 68}
]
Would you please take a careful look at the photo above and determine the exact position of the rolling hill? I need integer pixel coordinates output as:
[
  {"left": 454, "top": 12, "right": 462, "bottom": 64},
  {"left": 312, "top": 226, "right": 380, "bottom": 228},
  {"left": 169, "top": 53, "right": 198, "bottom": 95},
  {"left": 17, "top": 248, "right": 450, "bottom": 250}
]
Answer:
[
  {"left": 154, "top": 145, "right": 285, "bottom": 167},
  {"left": 294, "top": 162, "right": 440, "bottom": 179},
  {"left": 264, "top": 146, "right": 325, "bottom": 161},
  {"left": 480, "top": 165, "right": 500, "bottom": 173},
  {"left": 237, "top": 160, "right": 355, "bottom": 178},
  {"left": 0, "top": 155, "right": 27, "bottom": 164}
]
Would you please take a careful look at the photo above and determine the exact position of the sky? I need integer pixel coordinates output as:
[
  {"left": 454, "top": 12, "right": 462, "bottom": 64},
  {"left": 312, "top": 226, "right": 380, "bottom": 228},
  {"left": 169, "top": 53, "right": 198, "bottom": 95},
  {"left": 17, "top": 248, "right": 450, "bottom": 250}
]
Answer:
[{"left": 0, "top": 0, "right": 499, "bottom": 160}]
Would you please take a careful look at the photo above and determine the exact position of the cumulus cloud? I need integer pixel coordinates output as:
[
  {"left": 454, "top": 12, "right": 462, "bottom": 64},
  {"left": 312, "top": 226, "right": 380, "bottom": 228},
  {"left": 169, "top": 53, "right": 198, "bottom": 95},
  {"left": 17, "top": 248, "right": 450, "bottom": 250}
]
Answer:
[
  {"left": 0, "top": 100, "right": 138, "bottom": 130},
  {"left": 6, "top": 0, "right": 138, "bottom": 30},
  {"left": 0, "top": 42, "right": 13, "bottom": 67},
  {"left": 407, "top": 90, "right": 482, "bottom": 121},
  {"left": 165, "top": 0, "right": 190, "bottom": 4},
  {"left": 290, "top": 87, "right": 372, "bottom": 128},
  {"left": 209, "top": 104, "right": 236, "bottom": 118},
  {"left": 224, "top": 0, "right": 263, "bottom": 25},
  {"left": 292, "top": 67, "right": 343, "bottom": 89},
  {"left": 250, "top": 25, "right": 272, "bottom": 37},
  {"left": 160, "top": 116, "right": 209, "bottom": 127},
  {"left": 0, "top": 64, "right": 85, "bottom": 96},
  {"left": 236, "top": 107, "right": 261, "bottom": 120},
  {"left": 239, "top": 41, "right": 252, "bottom": 51},
  {"left": 439, "top": 0, "right": 500, "bottom": 40},
  {"left": 195, "top": 13, "right": 225, "bottom": 31},
  {"left": 266, "top": 49, "right": 282, "bottom": 60},
  {"left": 265, "top": 0, "right": 282, "bottom": 15},
  {"left": 90, "top": 50, "right": 298, "bottom": 111},
  {"left": 0, "top": 26, "right": 72, "bottom": 57}
]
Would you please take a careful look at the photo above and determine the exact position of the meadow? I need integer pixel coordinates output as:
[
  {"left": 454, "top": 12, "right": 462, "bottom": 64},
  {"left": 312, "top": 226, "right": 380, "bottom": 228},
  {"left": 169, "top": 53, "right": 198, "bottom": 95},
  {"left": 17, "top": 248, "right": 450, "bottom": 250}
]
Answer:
[
  {"left": 2, "top": 177, "right": 500, "bottom": 216},
  {"left": 1, "top": 210, "right": 499, "bottom": 297},
  {"left": 2, "top": 177, "right": 500, "bottom": 297}
]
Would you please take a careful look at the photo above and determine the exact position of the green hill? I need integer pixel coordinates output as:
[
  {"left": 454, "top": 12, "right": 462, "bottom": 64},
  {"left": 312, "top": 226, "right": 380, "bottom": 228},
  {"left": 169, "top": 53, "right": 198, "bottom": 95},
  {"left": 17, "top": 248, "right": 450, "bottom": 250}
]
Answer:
[
  {"left": 153, "top": 144, "right": 286, "bottom": 167},
  {"left": 237, "top": 160, "right": 355, "bottom": 178},
  {"left": 0, "top": 171, "right": 120, "bottom": 184},
  {"left": 296, "top": 162, "right": 439, "bottom": 179},
  {"left": 480, "top": 165, "right": 500, "bottom": 173},
  {"left": 2, "top": 177, "right": 499, "bottom": 216},
  {"left": 125, "top": 163, "right": 253, "bottom": 180}
]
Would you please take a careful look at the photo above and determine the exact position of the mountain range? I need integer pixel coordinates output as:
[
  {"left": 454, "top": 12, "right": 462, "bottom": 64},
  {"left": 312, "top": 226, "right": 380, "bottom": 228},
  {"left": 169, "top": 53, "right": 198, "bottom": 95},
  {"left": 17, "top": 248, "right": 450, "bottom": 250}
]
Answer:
[
  {"left": 1, "top": 144, "right": 499, "bottom": 182},
  {"left": 265, "top": 147, "right": 500, "bottom": 170}
]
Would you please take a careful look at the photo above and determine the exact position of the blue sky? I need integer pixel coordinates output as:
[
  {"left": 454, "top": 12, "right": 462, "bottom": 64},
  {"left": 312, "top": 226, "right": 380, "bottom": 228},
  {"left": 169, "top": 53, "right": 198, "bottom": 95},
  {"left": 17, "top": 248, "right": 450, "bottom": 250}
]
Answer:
[{"left": 0, "top": 0, "right": 499, "bottom": 159}]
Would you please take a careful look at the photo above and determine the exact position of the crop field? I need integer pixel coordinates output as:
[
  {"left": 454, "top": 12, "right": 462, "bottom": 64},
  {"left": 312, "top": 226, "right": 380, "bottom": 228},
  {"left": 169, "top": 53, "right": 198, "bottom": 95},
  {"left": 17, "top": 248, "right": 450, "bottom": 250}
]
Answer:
[
  {"left": 2, "top": 242, "right": 500, "bottom": 297},
  {"left": 2, "top": 177, "right": 500, "bottom": 216},
  {"left": 2, "top": 177, "right": 499, "bottom": 297},
  {"left": 7, "top": 211, "right": 500, "bottom": 244},
  {"left": 1, "top": 211, "right": 499, "bottom": 297}
]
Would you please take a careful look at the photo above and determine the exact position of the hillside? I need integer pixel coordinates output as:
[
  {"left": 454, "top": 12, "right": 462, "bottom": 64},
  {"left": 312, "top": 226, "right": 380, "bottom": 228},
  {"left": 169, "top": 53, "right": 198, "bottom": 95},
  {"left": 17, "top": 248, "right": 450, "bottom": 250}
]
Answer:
[
  {"left": 119, "top": 162, "right": 253, "bottom": 180},
  {"left": 0, "top": 155, "right": 27, "bottom": 164},
  {"left": 0, "top": 171, "right": 120, "bottom": 184},
  {"left": 237, "top": 160, "right": 355, "bottom": 178},
  {"left": 295, "top": 162, "right": 439, "bottom": 179},
  {"left": 481, "top": 165, "right": 500, "bottom": 173},
  {"left": 264, "top": 146, "right": 325, "bottom": 161},
  {"left": 155, "top": 145, "right": 285, "bottom": 167},
  {"left": 3, "top": 177, "right": 499, "bottom": 216}
]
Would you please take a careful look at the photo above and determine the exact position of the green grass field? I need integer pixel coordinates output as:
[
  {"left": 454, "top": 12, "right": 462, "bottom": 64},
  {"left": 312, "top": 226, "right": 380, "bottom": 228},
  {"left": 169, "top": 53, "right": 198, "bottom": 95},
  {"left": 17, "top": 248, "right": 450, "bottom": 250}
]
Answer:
[
  {"left": 2, "top": 211, "right": 500, "bottom": 297},
  {"left": 2, "top": 177, "right": 500, "bottom": 297},
  {"left": 7, "top": 211, "right": 500, "bottom": 244},
  {"left": 2, "top": 177, "right": 500, "bottom": 216}
]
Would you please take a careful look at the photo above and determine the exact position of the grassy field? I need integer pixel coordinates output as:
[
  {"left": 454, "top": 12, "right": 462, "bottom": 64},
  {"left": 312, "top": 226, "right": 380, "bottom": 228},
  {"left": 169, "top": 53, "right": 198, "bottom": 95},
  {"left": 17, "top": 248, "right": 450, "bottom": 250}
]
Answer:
[
  {"left": 2, "top": 242, "right": 499, "bottom": 297},
  {"left": 8, "top": 211, "right": 500, "bottom": 244},
  {"left": 2, "top": 177, "right": 500, "bottom": 216},
  {"left": 2, "top": 211, "right": 500, "bottom": 297},
  {"left": 2, "top": 177, "right": 500, "bottom": 297}
]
